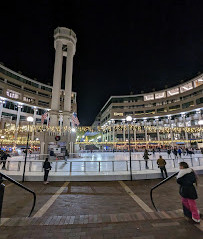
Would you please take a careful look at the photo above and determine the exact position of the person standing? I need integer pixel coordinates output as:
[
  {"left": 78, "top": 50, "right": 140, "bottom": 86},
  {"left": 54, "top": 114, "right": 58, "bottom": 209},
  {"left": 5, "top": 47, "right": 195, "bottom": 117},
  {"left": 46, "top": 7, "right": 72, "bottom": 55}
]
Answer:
[
  {"left": 1, "top": 151, "right": 10, "bottom": 170},
  {"left": 178, "top": 148, "right": 182, "bottom": 158},
  {"left": 152, "top": 148, "right": 155, "bottom": 157},
  {"left": 157, "top": 155, "right": 168, "bottom": 179},
  {"left": 143, "top": 149, "right": 150, "bottom": 169},
  {"left": 64, "top": 149, "right": 69, "bottom": 163},
  {"left": 167, "top": 148, "right": 171, "bottom": 158},
  {"left": 43, "top": 158, "right": 52, "bottom": 184},
  {"left": 173, "top": 148, "right": 178, "bottom": 159},
  {"left": 177, "top": 162, "right": 200, "bottom": 223}
]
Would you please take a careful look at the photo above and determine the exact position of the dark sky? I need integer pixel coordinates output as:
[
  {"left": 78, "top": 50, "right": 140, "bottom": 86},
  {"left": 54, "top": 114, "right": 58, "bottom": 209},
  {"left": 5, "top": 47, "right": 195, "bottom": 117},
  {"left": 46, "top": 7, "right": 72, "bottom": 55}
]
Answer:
[{"left": 0, "top": 0, "right": 203, "bottom": 125}]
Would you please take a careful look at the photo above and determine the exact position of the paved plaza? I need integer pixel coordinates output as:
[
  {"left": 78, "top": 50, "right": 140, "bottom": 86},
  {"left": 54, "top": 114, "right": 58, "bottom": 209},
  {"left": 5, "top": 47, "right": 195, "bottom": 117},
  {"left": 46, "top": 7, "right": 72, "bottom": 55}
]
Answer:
[{"left": 0, "top": 176, "right": 203, "bottom": 238}]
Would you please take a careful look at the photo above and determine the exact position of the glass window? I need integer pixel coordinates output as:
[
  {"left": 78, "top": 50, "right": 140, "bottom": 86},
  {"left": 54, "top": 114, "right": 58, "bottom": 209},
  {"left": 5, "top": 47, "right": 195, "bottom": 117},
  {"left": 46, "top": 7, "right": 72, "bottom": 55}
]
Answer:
[
  {"left": 182, "top": 101, "right": 194, "bottom": 109},
  {"left": 180, "top": 82, "right": 193, "bottom": 93},
  {"left": 134, "top": 111, "right": 144, "bottom": 115},
  {"left": 196, "top": 97, "right": 203, "bottom": 105},
  {"left": 155, "top": 91, "right": 166, "bottom": 99},
  {"left": 169, "top": 105, "right": 180, "bottom": 111},
  {"left": 193, "top": 77, "right": 203, "bottom": 88},
  {"left": 157, "top": 108, "right": 167, "bottom": 113},
  {"left": 144, "top": 94, "right": 154, "bottom": 101},
  {"left": 6, "top": 89, "right": 20, "bottom": 99},
  {"left": 145, "top": 109, "right": 155, "bottom": 114},
  {"left": 167, "top": 88, "right": 179, "bottom": 97},
  {"left": 114, "top": 112, "right": 124, "bottom": 116},
  {"left": 23, "top": 96, "right": 35, "bottom": 103}
]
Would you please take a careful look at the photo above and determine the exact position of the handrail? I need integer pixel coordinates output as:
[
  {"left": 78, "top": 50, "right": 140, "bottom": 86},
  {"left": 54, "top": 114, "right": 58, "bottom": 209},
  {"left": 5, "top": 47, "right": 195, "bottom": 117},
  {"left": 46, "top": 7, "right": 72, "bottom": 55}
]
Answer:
[
  {"left": 0, "top": 172, "right": 36, "bottom": 217},
  {"left": 150, "top": 171, "right": 178, "bottom": 211}
]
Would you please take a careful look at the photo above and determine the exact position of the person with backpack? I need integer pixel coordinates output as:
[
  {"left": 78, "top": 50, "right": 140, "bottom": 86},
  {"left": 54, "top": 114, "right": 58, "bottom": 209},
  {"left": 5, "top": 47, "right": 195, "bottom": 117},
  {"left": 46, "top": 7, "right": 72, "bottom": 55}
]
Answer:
[
  {"left": 43, "top": 158, "right": 52, "bottom": 184},
  {"left": 157, "top": 155, "right": 168, "bottom": 179},
  {"left": 177, "top": 162, "right": 200, "bottom": 223}
]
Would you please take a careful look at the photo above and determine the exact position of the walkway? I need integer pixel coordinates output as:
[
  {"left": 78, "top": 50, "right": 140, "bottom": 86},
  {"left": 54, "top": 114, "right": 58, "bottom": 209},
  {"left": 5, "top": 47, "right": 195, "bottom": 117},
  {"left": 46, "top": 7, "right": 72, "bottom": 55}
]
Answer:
[{"left": 0, "top": 177, "right": 203, "bottom": 238}]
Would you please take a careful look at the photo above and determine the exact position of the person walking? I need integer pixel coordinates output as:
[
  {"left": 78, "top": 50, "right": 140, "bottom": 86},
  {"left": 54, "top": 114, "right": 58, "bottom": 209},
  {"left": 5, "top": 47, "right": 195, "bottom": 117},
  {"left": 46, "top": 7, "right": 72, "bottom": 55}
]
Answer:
[
  {"left": 143, "top": 149, "right": 150, "bottom": 169},
  {"left": 157, "top": 155, "right": 168, "bottom": 179},
  {"left": 43, "top": 158, "right": 52, "bottom": 184},
  {"left": 178, "top": 148, "right": 182, "bottom": 158},
  {"left": 177, "top": 162, "right": 200, "bottom": 223}
]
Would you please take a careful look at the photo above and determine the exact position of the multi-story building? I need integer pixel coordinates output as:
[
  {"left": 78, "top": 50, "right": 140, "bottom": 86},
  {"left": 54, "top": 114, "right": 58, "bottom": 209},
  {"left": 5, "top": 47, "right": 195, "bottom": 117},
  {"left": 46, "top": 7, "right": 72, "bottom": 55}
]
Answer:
[
  {"left": 0, "top": 63, "right": 77, "bottom": 145},
  {"left": 95, "top": 73, "right": 203, "bottom": 148}
]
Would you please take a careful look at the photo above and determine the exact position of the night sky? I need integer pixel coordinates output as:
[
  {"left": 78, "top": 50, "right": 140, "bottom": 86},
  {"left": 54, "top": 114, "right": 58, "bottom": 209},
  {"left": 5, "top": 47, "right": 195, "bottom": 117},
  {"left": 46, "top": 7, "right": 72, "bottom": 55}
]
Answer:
[{"left": 0, "top": 0, "right": 203, "bottom": 125}]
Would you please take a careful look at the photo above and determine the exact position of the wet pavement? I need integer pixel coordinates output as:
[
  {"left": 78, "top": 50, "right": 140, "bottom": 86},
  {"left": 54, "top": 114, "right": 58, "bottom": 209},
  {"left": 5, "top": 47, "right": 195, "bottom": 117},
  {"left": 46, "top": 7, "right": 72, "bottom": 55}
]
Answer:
[{"left": 0, "top": 176, "right": 202, "bottom": 238}]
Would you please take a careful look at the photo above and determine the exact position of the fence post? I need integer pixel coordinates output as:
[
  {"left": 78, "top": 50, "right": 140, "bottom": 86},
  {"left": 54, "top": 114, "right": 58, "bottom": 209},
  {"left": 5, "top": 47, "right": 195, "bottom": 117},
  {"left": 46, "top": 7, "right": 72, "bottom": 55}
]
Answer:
[
  {"left": 55, "top": 161, "right": 58, "bottom": 172},
  {"left": 0, "top": 176, "right": 5, "bottom": 221},
  {"left": 70, "top": 162, "right": 72, "bottom": 173},
  {"left": 191, "top": 158, "right": 193, "bottom": 167},
  {"left": 84, "top": 162, "right": 86, "bottom": 172},
  {"left": 126, "top": 161, "right": 128, "bottom": 171},
  {"left": 29, "top": 162, "right": 32, "bottom": 172},
  {"left": 139, "top": 160, "right": 141, "bottom": 171},
  {"left": 99, "top": 162, "right": 101, "bottom": 172},
  {"left": 112, "top": 161, "right": 114, "bottom": 172}
]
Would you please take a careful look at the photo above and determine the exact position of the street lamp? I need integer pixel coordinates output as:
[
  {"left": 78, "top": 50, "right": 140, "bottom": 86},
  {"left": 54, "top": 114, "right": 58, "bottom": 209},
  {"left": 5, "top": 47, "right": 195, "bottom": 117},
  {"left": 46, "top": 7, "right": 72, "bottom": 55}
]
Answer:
[
  {"left": 126, "top": 115, "right": 133, "bottom": 181},
  {"left": 22, "top": 116, "right": 34, "bottom": 182},
  {"left": 198, "top": 119, "right": 203, "bottom": 139}
]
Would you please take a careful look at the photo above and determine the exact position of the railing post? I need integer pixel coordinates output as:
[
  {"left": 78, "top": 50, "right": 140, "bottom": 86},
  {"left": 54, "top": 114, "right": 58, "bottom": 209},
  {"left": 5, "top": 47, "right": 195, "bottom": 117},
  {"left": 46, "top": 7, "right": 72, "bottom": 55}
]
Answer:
[
  {"left": 191, "top": 158, "right": 193, "bottom": 167},
  {"left": 198, "top": 157, "right": 200, "bottom": 166},
  {"left": 84, "top": 161, "right": 86, "bottom": 172},
  {"left": 99, "top": 162, "right": 100, "bottom": 172},
  {"left": 139, "top": 160, "right": 141, "bottom": 171},
  {"left": 18, "top": 161, "right": 21, "bottom": 171},
  {"left": 126, "top": 161, "right": 128, "bottom": 171},
  {"left": 0, "top": 176, "right": 5, "bottom": 221},
  {"left": 173, "top": 159, "right": 175, "bottom": 168},
  {"left": 7, "top": 161, "right": 10, "bottom": 171},
  {"left": 112, "top": 161, "right": 114, "bottom": 172},
  {"left": 55, "top": 161, "right": 58, "bottom": 172},
  {"left": 70, "top": 162, "right": 72, "bottom": 173},
  {"left": 151, "top": 160, "right": 154, "bottom": 170},
  {"left": 29, "top": 162, "right": 32, "bottom": 172}
]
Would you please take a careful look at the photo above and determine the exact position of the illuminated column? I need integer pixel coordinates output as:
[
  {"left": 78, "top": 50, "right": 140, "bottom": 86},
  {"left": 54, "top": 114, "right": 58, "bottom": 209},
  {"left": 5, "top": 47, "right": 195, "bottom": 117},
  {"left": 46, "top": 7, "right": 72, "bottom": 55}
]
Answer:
[
  {"left": 50, "top": 40, "right": 63, "bottom": 126},
  {"left": 63, "top": 44, "right": 75, "bottom": 127},
  {"left": 156, "top": 119, "right": 160, "bottom": 142},
  {"left": 182, "top": 114, "right": 189, "bottom": 146},
  {"left": 168, "top": 116, "right": 174, "bottom": 146},
  {"left": 0, "top": 100, "right": 3, "bottom": 121},
  {"left": 59, "top": 114, "right": 63, "bottom": 132},
  {"left": 31, "top": 108, "right": 37, "bottom": 141},
  {"left": 123, "top": 124, "right": 126, "bottom": 142},
  {"left": 144, "top": 120, "right": 148, "bottom": 141},
  {"left": 46, "top": 112, "right": 50, "bottom": 126},
  {"left": 16, "top": 105, "right": 22, "bottom": 128}
]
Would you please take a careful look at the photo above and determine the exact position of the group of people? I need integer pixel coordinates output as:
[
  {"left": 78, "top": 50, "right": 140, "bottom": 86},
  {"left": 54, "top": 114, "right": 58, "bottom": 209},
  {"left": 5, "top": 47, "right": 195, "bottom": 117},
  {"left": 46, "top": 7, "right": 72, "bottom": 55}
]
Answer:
[{"left": 167, "top": 147, "right": 195, "bottom": 159}]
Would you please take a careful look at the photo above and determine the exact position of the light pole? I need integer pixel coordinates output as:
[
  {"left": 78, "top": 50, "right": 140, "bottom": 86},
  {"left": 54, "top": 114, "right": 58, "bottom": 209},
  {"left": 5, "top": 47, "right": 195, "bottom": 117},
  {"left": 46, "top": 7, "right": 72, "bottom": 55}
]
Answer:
[
  {"left": 22, "top": 116, "right": 34, "bottom": 182},
  {"left": 126, "top": 115, "right": 133, "bottom": 181},
  {"left": 198, "top": 119, "right": 203, "bottom": 140}
]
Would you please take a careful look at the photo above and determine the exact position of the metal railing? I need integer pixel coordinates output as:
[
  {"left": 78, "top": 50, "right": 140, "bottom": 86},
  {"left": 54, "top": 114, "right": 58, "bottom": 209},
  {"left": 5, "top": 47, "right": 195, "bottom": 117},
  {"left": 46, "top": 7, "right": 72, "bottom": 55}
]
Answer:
[
  {"left": 0, "top": 172, "right": 36, "bottom": 219},
  {"left": 150, "top": 172, "right": 178, "bottom": 211},
  {"left": 4, "top": 157, "right": 203, "bottom": 173}
]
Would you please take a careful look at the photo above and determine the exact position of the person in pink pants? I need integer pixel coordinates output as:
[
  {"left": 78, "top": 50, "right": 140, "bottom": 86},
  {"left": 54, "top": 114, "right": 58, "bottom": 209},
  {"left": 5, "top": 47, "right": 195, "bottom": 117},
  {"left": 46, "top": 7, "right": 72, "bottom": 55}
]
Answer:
[{"left": 177, "top": 162, "right": 200, "bottom": 223}]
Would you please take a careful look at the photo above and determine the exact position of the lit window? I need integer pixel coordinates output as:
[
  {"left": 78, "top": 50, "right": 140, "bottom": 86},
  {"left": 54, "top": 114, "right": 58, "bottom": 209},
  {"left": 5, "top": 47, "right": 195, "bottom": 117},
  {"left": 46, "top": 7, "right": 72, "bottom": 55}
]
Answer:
[
  {"left": 144, "top": 94, "right": 154, "bottom": 101},
  {"left": 155, "top": 92, "right": 166, "bottom": 99},
  {"left": 180, "top": 82, "right": 193, "bottom": 93},
  {"left": 193, "top": 77, "right": 203, "bottom": 87},
  {"left": 23, "top": 96, "right": 35, "bottom": 103},
  {"left": 6, "top": 90, "right": 20, "bottom": 99},
  {"left": 167, "top": 88, "right": 179, "bottom": 97},
  {"left": 114, "top": 112, "right": 124, "bottom": 116}
]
